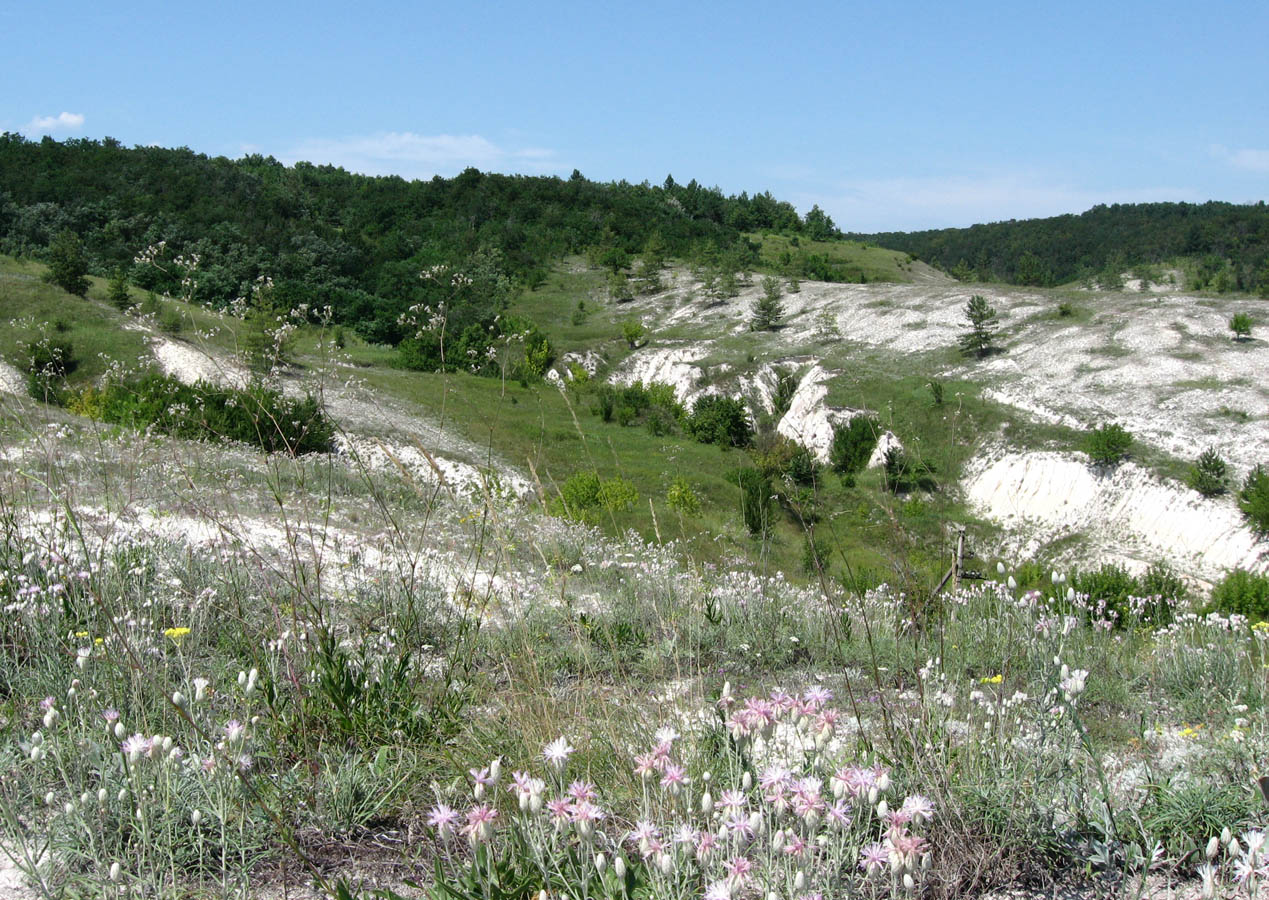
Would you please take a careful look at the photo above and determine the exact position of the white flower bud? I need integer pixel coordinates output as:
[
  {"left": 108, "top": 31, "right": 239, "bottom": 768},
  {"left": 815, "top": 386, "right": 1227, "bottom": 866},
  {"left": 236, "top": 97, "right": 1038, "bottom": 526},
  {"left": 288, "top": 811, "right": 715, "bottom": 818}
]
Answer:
[
  {"left": 80, "top": 791, "right": 91, "bottom": 807},
  {"left": 904, "top": 873, "right": 915, "bottom": 891},
  {"left": 237, "top": 670, "right": 247, "bottom": 687},
  {"left": 997, "top": 562, "right": 1005, "bottom": 575},
  {"left": 742, "top": 771, "right": 753, "bottom": 791},
  {"left": 794, "top": 870, "right": 806, "bottom": 891},
  {"left": 43, "top": 709, "right": 57, "bottom": 728},
  {"left": 1207, "top": 836, "right": 1221, "bottom": 859},
  {"left": 171, "top": 692, "right": 184, "bottom": 708},
  {"left": 191, "top": 809, "right": 202, "bottom": 826},
  {"left": 44, "top": 791, "right": 56, "bottom": 807},
  {"left": 701, "top": 791, "right": 713, "bottom": 815},
  {"left": 595, "top": 852, "right": 607, "bottom": 874},
  {"left": 98, "top": 788, "right": 108, "bottom": 805},
  {"left": 117, "top": 788, "right": 128, "bottom": 802},
  {"left": 658, "top": 852, "right": 672, "bottom": 876},
  {"left": 109, "top": 862, "right": 122, "bottom": 882},
  {"left": 114, "top": 722, "right": 125, "bottom": 739},
  {"left": 614, "top": 855, "right": 626, "bottom": 878},
  {"left": 877, "top": 800, "right": 888, "bottom": 818}
]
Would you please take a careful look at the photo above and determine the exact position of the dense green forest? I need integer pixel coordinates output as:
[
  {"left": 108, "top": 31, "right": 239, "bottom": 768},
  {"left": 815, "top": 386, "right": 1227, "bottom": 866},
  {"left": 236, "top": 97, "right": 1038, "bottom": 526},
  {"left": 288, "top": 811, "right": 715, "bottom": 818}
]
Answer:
[
  {"left": 852, "top": 201, "right": 1269, "bottom": 293},
  {"left": 0, "top": 133, "right": 841, "bottom": 354}
]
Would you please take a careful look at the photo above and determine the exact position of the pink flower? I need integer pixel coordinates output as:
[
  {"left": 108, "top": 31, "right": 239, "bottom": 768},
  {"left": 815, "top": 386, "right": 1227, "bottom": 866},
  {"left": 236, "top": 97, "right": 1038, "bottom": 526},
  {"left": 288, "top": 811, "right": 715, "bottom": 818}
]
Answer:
[
  {"left": 460, "top": 804, "right": 498, "bottom": 844},
  {"left": 659, "top": 763, "right": 688, "bottom": 790},
  {"left": 427, "top": 803, "right": 460, "bottom": 839},
  {"left": 859, "top": 842, "right": 889, "bottom": 874},
  {"left": 803, "top": 685, "right": 833, "bottom": 707},
  {"left": 633, "top": 752, "right": 659, "bottom": 779},
  {"left": 567, "top": 780, "right": 597, "bottom": 801},
  {"left": 717, "top": 789, "right": 748, "bottom": 813},
  {"left": 547, "top": 797, "right": 572, "bottom": 823},
  {"left": 695, "top": 829, "right": 718, "bottom": 859},
  {"left": 725, "top": 856, "right": 754, "bottom": 885}
]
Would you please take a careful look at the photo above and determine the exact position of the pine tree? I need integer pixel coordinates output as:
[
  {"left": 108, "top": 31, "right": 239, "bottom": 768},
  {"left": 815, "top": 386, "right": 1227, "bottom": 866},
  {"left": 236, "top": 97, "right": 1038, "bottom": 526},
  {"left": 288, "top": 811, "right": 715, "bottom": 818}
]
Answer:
[
  {"left": 958, "top": 294, "right": 999, "bottom": 357},
  {"left": 107, "top": 267, "right": 134, "bottom": 311},
  {"left": 46, "top": 230, "right": 90, "bottom": 297},
  {"left": 751, "top": 276, "right": 785, "bottom": 331}
]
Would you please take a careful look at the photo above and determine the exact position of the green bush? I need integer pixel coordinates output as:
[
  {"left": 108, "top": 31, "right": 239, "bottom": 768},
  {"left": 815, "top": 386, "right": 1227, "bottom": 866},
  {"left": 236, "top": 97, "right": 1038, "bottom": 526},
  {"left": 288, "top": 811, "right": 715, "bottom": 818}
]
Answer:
[
  {"left": 96, "top": 371, "right": 334, "bottom": 455},
  {"left": 1069, "top": 562, "right": 1181, "bottom": 627},
  {"left": 686, "top": 395, "right": 753, "bottom": 448},
  {"left": 1208, "top": 569, "right": 1269, "bottom": 622},
  {"left": 666, "top": 476, "right": 701, "bottom": 517},
  {"left": 1239, "top": 465, "right": 1269, "bottom": 533},
  {"left": 1230, "top": 313, "right": 1253, "bottom": 341},
  {"left": 1084, "top": 423, "right": 1132, "bottom": 466},
  {"left": 550, "top": 471, "right": 638, "bottom": 521},
  {"left": 829, "top": 416, "right": 879, "bottom": 484},
  {"left": 1187, "top": 448, "right": 1228, "bottom": 496}
]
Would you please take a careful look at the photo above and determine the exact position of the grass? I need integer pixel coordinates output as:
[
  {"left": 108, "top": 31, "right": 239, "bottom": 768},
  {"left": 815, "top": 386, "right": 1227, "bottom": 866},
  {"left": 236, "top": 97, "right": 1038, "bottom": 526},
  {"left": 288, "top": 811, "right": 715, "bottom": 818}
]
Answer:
[{"left": 746, "top": 232, "right": 915, "bottom": 283}]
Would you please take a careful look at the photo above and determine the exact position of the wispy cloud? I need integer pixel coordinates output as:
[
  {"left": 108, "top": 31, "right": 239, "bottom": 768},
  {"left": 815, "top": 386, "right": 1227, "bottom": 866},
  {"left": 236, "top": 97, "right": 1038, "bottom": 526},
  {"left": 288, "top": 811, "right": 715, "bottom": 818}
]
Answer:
[
  {"left": 280, "top": 131, "right": 560, "bottom": 179},
  {"left": 1210, "top": 144, "right": 1269, "bottom": 174},
  {"left": 24, "top": 111, "right": 85, "bottom": 134},
  {"left": 802, "top": 173, "right": 1197, "bottom": 232}
]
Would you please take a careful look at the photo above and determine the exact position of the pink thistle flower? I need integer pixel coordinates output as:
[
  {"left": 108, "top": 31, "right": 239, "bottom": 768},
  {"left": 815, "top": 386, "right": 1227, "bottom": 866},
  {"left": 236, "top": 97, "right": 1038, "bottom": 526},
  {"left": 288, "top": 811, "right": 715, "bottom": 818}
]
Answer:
[
  {"left": 629, "top": 819, "right": 660, "bottom": 846},
  {"left": 633, "top": 752, "right": 659, "bottom": 779},
  {"left": 725, "top": 856, "right": 754, "bottom": 885},
  {"left": 827, "top": 799, "right": 852, "bottom": 828},
  {"left": 784, "top": 833, "right": 810, "bottom": 857},
  {"left": 568, "top": 798, "right": 604, "bottom": 824},
  {"left": 695, "top": 829, "right": 718, "bottom": 859},
  {"left": 567, "top": 780, "right": 598, "bottom": 801},
  {"left": 547, "top": 797, "right": 572, "bottom": 823},
  {"left": 901, "top": 793, "right": 935, "bottom": 823},
  {"left": 659, "top": 762, "right": 688, "bottom": 791},
  {"left": 758, "top": 764, "right": 791, "bottom": 792},
  {"left": 717, "top": 788, "right": 748, "bottom": 813},
  {"left": 860, "top": 842, "right": 889, "bottom": 874},
  {"left": 803, "top": 685, "right": 833, "bottom": 707},
  {"left": 427, "top": 803, "right": 460, "bottom": 839},
  {"left": 724, "top": 811, "right": 754, "bottom": 840},
  {"left": 460, "top": 804, "right": 498, "bottom": 845}
]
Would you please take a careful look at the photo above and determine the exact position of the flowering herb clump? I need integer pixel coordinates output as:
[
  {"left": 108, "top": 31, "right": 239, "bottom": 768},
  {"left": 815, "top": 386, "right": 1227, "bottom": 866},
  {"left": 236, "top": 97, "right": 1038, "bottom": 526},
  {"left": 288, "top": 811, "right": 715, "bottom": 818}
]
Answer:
[{"left": 428, "top": 687, "right": 934, "bottom": 899}]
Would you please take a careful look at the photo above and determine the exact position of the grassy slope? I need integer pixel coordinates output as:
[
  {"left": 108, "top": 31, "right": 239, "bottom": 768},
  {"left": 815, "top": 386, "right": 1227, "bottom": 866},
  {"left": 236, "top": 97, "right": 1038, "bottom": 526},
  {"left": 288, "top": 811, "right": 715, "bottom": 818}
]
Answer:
[
  {"left": 747, "top": 232, "right": 917, "bottom": 282},
  {"left": 3, "top": 253, "right": 1204, "bottom": 590}
]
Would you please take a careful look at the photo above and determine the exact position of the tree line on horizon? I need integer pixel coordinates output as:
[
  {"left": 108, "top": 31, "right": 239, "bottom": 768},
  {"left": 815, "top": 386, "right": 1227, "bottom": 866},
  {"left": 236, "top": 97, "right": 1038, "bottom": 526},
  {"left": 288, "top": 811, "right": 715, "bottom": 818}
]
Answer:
[
  {"left": 0, "top": 133, "right": 843, "bottom": 347},
  {"left": 850, "top": 201, "right": 1269, "bottom": 294}
]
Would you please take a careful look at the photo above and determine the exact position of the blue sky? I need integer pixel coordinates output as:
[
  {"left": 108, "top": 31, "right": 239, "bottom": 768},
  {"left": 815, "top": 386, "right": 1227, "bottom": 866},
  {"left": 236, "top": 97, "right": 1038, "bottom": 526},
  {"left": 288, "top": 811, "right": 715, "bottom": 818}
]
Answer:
[{"left": 3, "top": 0, "right": 1266, "bottom": 231}]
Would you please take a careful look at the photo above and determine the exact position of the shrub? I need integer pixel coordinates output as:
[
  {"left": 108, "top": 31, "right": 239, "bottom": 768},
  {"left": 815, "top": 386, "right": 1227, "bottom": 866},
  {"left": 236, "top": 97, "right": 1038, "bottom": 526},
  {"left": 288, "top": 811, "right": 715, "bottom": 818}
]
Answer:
[
  {"left": 1084, "top": 423, "right": 1132, "bottom": 466},
  {"left": 1188, "top": 448, "right": 1228, "bottom": 496},
  {"left": 620, "top": 319, "right": 645, "bottom": 349},
  {"left": 685, "top": 395, "right": 752, "bottom": 448},
  {"left": 666, "top": 476, "right": 701, "bottom": 517},
  {"left": 1069, "top": 562, "right": 1181, "bottom": 627},
  {"left": 95, "top": 371, "right": 334, "bottom": 455},
  {"left": 829, "top": 415, "right": 879, "bottom": 484},
  {"left": 550, "top": 471, "right": 638, "bottom": 521},
  {"left": 1208, "top": 569, "right": 1269, "bottom": 621},
  {"left": 1239, "top": 465, "right": 1269, "bottom": 533},
  {"left": 882, "top": 445, "right": 906, "bottom": 493}
]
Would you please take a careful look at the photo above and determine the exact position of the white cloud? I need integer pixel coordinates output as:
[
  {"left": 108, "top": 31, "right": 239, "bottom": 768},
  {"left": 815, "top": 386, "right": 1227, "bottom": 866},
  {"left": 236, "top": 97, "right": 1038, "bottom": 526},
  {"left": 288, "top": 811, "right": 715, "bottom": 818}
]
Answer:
[
  {"left": 24, "top": 111, "right": 85, "bottom": 134},
  {"left": 801, "top": 173, "right": 1198, "bottom": 232},
  {"left": 280, "top": 131, "right": 560, "bottom": 179},
  {"left": 1211, "top": 144, "right": 1269, "bottom": 174}
]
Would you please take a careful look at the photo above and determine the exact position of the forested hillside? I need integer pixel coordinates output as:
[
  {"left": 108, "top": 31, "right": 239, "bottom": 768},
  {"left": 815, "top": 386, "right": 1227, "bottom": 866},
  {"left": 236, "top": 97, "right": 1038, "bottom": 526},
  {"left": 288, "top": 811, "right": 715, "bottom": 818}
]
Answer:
[
  {"left": 0, "top": 133, "right": 841, "bottom": 344},
  {"left": 853, "top": 201, "right": 1269, "bottom": 293}
]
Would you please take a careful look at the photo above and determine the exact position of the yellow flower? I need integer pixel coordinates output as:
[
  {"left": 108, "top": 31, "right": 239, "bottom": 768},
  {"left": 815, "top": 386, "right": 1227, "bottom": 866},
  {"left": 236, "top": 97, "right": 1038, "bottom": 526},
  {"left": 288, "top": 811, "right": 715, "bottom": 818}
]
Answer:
[
  {"left": 163, "top": 627, "right": 191, "bottom": 646},
  {"left": 93, "top": 638, "right": 103, "bottom": 646},
  {"left": 74, "top": 631, "right": 90, "bottom": 638},
  {"left": 980, "top": 674, "right": 1003, "bottom": 685}
]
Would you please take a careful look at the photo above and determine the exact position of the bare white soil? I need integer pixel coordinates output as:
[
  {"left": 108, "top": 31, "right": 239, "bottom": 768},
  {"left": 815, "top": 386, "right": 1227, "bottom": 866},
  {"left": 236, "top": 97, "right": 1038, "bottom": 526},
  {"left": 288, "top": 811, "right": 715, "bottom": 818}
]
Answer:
[
  {"left": 149, "top": 335, "right": 250, "bottom": 389},
  {"left": 0, "top": 360, "right": 24, "bottom": 395},
  {"left": 965, "top": 448, "right": 1268, "bottom": 582},
  {"left": 335, "top": 434, "right": 533, "bottom": 499}
]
